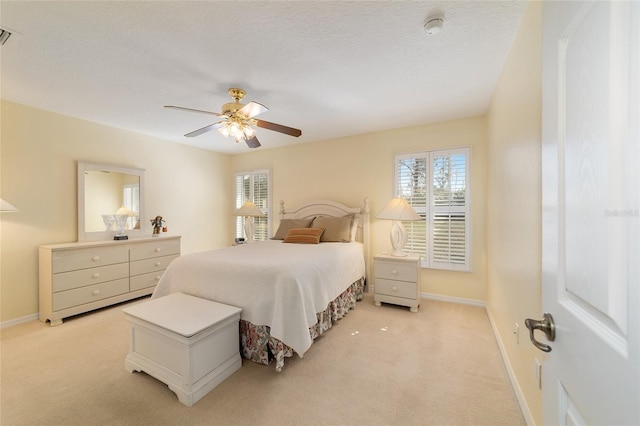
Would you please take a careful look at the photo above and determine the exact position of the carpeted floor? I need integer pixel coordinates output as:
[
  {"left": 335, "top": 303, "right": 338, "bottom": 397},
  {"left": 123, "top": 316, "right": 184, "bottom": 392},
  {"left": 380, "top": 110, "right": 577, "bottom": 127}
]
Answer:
[{"left": 1, "top": 293, "right": 525, "bottom": 426}]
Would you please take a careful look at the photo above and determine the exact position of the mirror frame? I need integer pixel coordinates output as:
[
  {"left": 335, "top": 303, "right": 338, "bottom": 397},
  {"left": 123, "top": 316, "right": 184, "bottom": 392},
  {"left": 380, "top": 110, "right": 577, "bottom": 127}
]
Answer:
[{"left": 77, "top": 161, "right": 147, "bottom": 241}]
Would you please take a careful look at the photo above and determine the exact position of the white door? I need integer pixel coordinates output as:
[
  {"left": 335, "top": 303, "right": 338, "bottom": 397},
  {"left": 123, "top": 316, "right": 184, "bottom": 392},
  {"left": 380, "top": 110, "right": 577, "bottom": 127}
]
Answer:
[{"left": 540, "top": 1, "right": 639, "bottom": 425}]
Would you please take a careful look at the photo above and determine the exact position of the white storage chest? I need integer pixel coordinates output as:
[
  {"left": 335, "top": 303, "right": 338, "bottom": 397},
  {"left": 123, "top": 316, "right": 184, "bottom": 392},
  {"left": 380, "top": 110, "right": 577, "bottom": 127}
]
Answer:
[{"left": 123, "top": 293, "right": 242, "bottom": 407}]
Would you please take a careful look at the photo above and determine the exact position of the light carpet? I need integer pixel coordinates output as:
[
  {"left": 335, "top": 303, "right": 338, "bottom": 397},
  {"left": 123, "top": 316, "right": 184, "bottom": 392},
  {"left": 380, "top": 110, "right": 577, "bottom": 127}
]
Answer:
[{"left": 1, "top": 293, "right": 525, "bottom": 426}]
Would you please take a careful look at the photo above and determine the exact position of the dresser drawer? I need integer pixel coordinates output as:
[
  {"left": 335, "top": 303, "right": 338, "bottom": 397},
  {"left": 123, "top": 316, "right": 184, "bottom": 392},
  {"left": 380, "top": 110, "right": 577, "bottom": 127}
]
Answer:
[
  {"left": 374, "top": 278, "right": 417, "bottom": 299},
  {"left": 374, "top": 261, "right": 417, "bottom": 282},
  {"left": 52, "top": 246, "right": 129, "bottom": 273},
  {"left": 130, "top": 271, "right": 164, "bottom": 292},
  {"left": 130, "top": 239, "right": 181, "bottom": 261},
  {"left": 53, "top": 278, "right": 129, "bottom": 311},
  {"left": 53, "top": 263, "right": 129, "bottom": 292},
  {"left": 130, "top": 254, "right": 179, "bottom": 276}
]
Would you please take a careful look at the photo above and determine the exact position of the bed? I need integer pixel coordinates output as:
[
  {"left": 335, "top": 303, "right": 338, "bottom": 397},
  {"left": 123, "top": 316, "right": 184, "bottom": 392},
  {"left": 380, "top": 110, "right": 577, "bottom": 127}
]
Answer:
[{"left": 152, "top": 198, "right": 371, "bottom": 371}]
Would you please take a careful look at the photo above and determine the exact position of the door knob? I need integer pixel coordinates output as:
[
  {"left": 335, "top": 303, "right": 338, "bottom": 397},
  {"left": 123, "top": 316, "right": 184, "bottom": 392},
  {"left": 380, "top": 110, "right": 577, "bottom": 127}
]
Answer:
[{"left": 525, "top": 313, "right": 556, "bottom": 353}]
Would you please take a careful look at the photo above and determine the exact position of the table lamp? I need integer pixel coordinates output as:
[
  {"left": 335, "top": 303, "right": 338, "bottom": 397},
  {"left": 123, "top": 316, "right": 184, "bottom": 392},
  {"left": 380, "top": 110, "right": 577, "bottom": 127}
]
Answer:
[
  {"left": 377, "top": 197, "right": 421, "bottom": 257},
  {"left": 235, "top": 201, "right": 266, "bottom": 243}
]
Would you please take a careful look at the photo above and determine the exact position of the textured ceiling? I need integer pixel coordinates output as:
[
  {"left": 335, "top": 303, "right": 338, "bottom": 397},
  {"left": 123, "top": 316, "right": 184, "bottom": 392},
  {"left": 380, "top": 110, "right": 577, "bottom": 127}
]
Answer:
[{"left": 0, "top": 1, "right": 527, "bottom": 154}]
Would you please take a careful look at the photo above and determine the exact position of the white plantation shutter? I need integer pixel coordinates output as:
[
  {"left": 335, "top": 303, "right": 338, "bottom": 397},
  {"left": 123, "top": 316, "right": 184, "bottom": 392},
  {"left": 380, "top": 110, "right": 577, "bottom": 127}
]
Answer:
[
  {"left": 394, "top": 148, "right": 470, "bottom": 271},
  {"left": 430, "top": 150, "right": 469, "bottom": 270},
  {"left": 123, "top": 184, "right": 140, "bottom": 230},
  {"left": 396, "top": 154, "right": 428, "bottom": 253},
  {"left": 235, "top": 170, "right": 271, "bottom": 241},
  {"left": 252, "top": 172, "right": 269, "bottom": 241}
]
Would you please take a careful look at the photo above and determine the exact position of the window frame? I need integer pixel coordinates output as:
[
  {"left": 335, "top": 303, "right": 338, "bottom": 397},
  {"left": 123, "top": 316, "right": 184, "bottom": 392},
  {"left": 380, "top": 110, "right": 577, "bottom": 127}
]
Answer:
[
  {"left": 394, "top": 147, "right": 471, "bottom": 272},
  {"left": 234, "top": 169, "right": 271, "bottom": 241}
]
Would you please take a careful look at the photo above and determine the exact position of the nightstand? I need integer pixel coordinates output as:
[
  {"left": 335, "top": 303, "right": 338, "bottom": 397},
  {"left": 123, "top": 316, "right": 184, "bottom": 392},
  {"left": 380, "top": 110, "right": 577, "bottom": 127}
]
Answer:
[{"left": 373, "top": 253, "right": 421, "bottom": 312}]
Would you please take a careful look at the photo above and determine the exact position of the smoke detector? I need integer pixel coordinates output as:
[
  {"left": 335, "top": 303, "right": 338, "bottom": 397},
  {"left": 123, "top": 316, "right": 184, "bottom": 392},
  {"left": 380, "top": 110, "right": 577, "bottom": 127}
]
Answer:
[{"left": 423, "top": 15, "right": 445, "bottom": 35}]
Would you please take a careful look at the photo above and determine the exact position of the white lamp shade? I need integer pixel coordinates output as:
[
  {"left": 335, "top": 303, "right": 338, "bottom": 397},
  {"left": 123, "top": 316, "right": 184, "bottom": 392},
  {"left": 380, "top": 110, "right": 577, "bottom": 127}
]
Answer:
[
  {"left": 378, "top": 197, "right": 421, "bottom": 257},
  {"left": 377, "top": 198, "right": 421, "bottom": 221},
  {"left": 115, "top": 206, "right": 135, "bottom": 216},
  {"left": 0, "top": 198, "right": 18, "bottom": 212},
  {"left": 235, "top": 201, "right": 265, "bottom": 217}
]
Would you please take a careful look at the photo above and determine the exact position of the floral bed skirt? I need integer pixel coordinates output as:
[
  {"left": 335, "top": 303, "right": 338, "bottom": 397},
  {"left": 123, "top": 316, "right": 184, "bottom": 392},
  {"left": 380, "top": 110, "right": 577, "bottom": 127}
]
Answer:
[{"left": 239, "top": 277, "right": 365, "bottom": 372}]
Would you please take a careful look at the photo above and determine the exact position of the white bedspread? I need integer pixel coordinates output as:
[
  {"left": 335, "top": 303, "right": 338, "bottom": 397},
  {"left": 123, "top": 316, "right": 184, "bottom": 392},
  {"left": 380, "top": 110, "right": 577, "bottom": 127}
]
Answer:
[{"left": 152, "top": 240, "right": 365, "bottom": 357}]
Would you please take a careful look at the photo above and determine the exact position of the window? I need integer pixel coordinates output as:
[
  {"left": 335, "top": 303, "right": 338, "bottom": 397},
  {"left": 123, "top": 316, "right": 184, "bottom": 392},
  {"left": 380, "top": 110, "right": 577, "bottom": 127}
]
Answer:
[
  {"left": 122, "top": 184, "right": 139, "bottom": 230},
  {"left": 235, "top": 170, "right": 271, "bottom": 241},
  {"left": 395, "top": 148, "right": 470, "bottom": 271}
]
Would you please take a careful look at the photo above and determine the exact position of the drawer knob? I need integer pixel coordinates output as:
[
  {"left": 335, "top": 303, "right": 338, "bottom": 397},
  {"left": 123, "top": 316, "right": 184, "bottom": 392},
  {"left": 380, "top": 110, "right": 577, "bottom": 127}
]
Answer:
[
  {"left": 91, "top": 256, "right": 100, "bottom": 262},
  {"left": 392, "top": 286, "right": 398, "bottom": 292},
  {"left": 392, "top": 269, "right": 398, "bottom": 275},
  {"left": 154, "top": 248, "right": 161, "bottom": 253},
  {"left": 92, "top": 289, "right": 101, "bottom": 296},
  {"left": 91, "top": 273, "right": 100, "bottom": 279},
  {"left": 155, "top": 262, "right": 162, "bottom": 267},
  {"left": 155, "top": 276, "right": 161, "bottom": 281}
]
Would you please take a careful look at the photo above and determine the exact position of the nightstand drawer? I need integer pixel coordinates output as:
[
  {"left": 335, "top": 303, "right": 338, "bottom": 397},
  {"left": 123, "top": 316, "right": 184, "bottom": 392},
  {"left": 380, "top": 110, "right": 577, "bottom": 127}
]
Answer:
[
  {"left": 375, "top": 278, "right": 417, "bottom": 299},
  {"left": 374, "top": 261, "right": 417, "bottom": 282}
]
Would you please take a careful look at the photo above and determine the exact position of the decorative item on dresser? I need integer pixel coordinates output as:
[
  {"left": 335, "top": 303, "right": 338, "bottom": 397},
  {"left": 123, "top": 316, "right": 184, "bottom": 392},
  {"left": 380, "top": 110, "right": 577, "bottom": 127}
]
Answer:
[
  {"left": 373, "top": 252, "right": 421, "bottom": 312},
  {"left": 39, "top": 236, "right": 181, "bottom": 326}
]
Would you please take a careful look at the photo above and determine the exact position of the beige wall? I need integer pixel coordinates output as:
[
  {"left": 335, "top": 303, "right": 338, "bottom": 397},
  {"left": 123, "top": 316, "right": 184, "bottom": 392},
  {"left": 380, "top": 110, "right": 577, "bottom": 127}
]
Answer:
[
  {"left": 0, "top": 101, "right": 232, "bottom": 322},
  {"left": 486, "top": 2, "right": 542, "bottom": 424},
  {"left": 231, "top": 115, "right": 488, "bottom": 302}
]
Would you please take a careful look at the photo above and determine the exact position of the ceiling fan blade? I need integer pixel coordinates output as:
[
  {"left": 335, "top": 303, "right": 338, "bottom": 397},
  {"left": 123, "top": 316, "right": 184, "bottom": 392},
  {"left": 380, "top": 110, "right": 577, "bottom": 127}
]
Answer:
[
  {"left": 184, "top": 121, "right": 225, "bottom": 138},
  {"left": 245, "top": 136, "right": 261, "bottom": 148},
  {"left": 165, "top": 105, "right": 224, "bottom": 117},
  {"left": 255, "top": 119, "right": 302, "bottom": 137},
  {"left": 237, "top": 101, "right": 269, "bottom": 118}
]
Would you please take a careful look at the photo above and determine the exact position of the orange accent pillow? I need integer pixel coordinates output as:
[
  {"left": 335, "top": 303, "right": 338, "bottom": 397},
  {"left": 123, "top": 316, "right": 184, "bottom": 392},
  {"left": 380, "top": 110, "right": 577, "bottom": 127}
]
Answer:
[
  {"left": 283, "top": 228, "right": 325, "bottom": 244},
  {"left": 272, "top": 218, "right": 314, "bottom": 240}
]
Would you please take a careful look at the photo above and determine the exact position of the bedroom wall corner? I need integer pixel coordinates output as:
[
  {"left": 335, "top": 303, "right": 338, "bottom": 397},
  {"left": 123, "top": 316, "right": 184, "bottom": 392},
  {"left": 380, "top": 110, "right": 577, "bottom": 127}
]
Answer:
[
  {"left": 0, "top": 101, "right": 232, "bottom": 323},
  {"left": 486, "top": 1, "right": 543, "bottom": 425}
]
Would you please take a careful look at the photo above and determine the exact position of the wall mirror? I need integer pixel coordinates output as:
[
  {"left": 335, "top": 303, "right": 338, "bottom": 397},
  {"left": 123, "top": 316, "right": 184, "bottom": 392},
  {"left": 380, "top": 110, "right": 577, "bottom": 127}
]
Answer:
[{"left": 78, "top": 161, "right": 146, "bottom": 241}]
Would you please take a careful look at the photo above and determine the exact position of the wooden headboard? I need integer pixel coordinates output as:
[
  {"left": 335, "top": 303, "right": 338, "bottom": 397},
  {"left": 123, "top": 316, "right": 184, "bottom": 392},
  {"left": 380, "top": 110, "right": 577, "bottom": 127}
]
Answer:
[{"left": 279, "top": 198, "right": 371, "bottom": 288}]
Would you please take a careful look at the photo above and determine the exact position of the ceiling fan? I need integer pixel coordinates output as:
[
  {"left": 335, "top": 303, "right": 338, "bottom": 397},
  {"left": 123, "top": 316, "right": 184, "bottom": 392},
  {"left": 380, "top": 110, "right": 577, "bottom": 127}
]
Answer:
[{"left": 165, "top": 88, "right": 302, "bottom": 149}]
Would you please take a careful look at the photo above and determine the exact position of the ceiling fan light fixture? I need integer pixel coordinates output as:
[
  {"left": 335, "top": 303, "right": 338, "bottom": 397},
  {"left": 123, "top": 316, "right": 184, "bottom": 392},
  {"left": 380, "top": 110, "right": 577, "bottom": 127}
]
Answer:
[
  {"left": 166, "top": 87, "right": 301, "bottom": 149},
  {"left": 243, "top": 126, "right": 255, "bottom": 138},
  {"left": 218, "top": 126, "right": 230, "bottom": 138},
  {"left": 228, "top": 122, "right": 240, "bottom": 136}
]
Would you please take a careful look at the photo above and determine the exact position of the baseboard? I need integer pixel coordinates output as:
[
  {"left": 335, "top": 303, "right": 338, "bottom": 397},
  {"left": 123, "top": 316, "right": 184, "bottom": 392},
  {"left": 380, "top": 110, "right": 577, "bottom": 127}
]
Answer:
[
  {"left": 1, "top": 313, "right": 39, "bottom": 329},
  {"left": 422, "top": 292, "right": 485, "bottom": 307},
  {"left": 485, "top": 308, "right": 535, "bottom": 426}
]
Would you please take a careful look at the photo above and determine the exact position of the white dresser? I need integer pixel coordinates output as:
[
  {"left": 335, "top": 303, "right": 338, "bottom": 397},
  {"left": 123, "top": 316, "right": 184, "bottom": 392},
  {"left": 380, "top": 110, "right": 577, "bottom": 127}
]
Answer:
[
  {"left": 373, "top": 253, "right": 421, "bottom": 312},
  {"left": 39, "top": 236, "right": 181, "bottom": 326}
]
